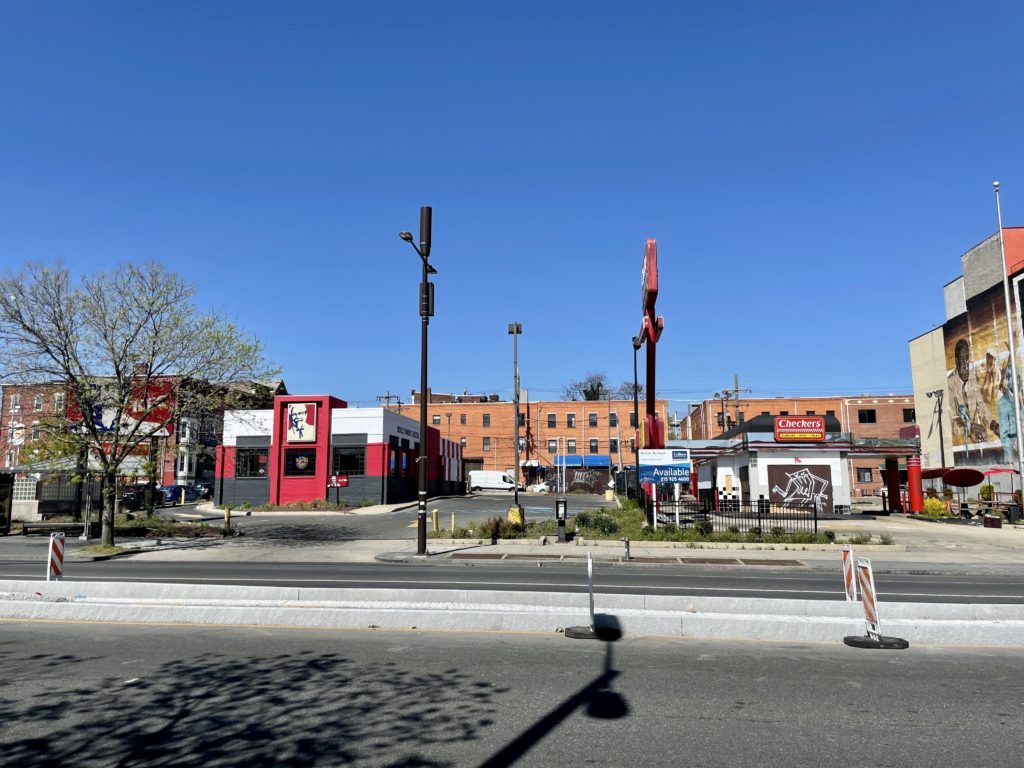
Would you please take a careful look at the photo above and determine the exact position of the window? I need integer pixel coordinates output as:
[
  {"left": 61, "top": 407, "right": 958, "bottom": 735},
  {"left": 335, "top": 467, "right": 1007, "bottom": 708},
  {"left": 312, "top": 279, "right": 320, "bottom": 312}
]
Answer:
[
  {"left": 54, "top": 393, "right": 65, "bottom": 414},
  {"left": 33, "top": 395, "right": 43, "bottom": 412},
  {"left": 482, "top": 413, "right": 491, "bottom": 428},
  {"left": 518, "top": 413, "right": 525, "bottom": 427},
  {"left": 460, "top": 413, "right": 466, "bottom": 425},
  {"left": 629, "top": 438, "right": 636, "bottom": 452},
  {"left": 432, "top": 415, "right": 441, "bottom": 425},
  {"left": 589, "top": 412, "right": 598, "bottom": 427},
  {"left": 589, "top": 439, "right": 599, "bottom": 453},
  {"left": 567, "top": 439, "right": 576, "bottom": 454},
  {"left": 8, "top": 394, "right": 19, "bottom": 412},
  {"left": 826, "top": 409, "right": 836, "bottom": 417},
  {"left": 903, "top": 408, "right": 916, "bottom": 422},
  {"left": 761, "top": 411, "right": 770, "bottom": 416},
  {"left": 482, "top": 437, "right": 491, "bottom": 451},
  {"left": 780, "top": 411, "right": 789, "bottom": 416},
  {"left": 806, "top": 410, "right": 815, "bottom": 416},
  {"left": 235, "top": 448, "right": 269, "bottom": 478},
  {"left": 858, "top": 409, "right": 877, "bottom": 424},
  {"left": 547, "top": 413, "right": 556, "bottom": 428},
  {"left": 547, "top": 439, "right": 557, "bottom": 453},
  {"left": 566, "top": 413, "right": 576, "bottom": 428},
  {"left": 460, "top": 437, "right": 467, "bottom": 448},
  {"left": 629, "top": 411, "right": 637, "bottom": 427},
  {"left": 857, "top": 468, "right": 873, "bottom": 483},
  {"left": 332, "top": 447, "right": 365, "bottom": 476},
  {"left": 610, "top": 438, "right": 619, "bottom": 454},
  {"left": 283, "top": 448, "right": 317, "bottom": 476},
  {"left": 31, "top": 427, "right": 40, "bottom": 441},
  {"left": 609, "top": 412, "right": 618, "bottom": 427}
]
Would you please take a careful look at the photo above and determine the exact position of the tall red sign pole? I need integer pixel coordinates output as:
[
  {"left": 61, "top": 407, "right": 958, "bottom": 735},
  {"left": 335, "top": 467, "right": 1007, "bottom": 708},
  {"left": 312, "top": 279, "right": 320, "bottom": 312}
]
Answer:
[{"left": 638, "top": 239, "right": 665, "bottom": 521}]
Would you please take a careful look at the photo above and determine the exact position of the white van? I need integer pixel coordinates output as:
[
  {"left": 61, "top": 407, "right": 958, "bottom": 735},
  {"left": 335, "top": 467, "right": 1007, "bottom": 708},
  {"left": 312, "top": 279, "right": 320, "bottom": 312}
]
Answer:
[{"left": 468, "top": 470, "right": 522, "bottom": 492}]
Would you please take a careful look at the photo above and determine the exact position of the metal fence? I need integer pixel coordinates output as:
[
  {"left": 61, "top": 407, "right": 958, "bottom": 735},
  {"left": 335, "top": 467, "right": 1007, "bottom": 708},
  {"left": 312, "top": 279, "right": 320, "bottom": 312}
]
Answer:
[{"left": 651, "top": 497, "right": 819, "bottom": 537}]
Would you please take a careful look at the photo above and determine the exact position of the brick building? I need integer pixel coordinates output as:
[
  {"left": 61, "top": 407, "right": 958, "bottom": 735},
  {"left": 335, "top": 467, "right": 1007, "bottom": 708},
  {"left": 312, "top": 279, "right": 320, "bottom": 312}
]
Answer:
[
  {"left": 678, "top": 394, "right": 917, "bottom": 496},
  {"left": 1, "top": 379, "right": 283, "bottom": 485},
  {"left": 402, "top": 391, "right": 670, "bottom": 488}
]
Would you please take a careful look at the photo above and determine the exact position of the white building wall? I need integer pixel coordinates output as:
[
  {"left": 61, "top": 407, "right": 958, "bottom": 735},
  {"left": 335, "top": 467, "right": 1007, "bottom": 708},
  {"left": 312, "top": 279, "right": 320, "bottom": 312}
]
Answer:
[{"left": 222, "top": 410, "right": 273, "bottom": 446}]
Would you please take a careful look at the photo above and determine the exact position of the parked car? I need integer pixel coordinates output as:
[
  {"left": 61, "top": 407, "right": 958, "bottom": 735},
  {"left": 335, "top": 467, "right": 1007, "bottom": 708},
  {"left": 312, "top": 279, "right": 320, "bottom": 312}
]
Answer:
[
  {"left": 121, "top": 482, "right": 159, "bottom": 511},
  {"left": 160, "top": 484, "right": 200, "bottom": 505},
  {"left": 468, "top": 470, "right": 523, "bottom": 492},
  {"left": 527, "top": 481, "right": 550, "bottom": 493},
  {"left": 191, "top": 482, "right": 213, "bottom": 500}
]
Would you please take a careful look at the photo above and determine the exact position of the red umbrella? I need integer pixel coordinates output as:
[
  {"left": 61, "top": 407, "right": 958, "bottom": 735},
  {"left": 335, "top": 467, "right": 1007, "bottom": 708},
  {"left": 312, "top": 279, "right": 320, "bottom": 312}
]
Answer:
[
  {"left": 943, "top": 468, "right": 985, "bottom": 488},
  {"left": 983, "top": 467, "right": 1019, "bottom": 496},
  {"left": 921, "top": 467, "right": 950, "bottom": 480}
]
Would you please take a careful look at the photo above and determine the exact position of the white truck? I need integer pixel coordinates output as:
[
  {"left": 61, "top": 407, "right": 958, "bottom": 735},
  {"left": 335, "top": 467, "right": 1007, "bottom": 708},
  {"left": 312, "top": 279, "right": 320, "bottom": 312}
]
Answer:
[{"left": 468, "top": 470, "right": 522, "bottom": 492}]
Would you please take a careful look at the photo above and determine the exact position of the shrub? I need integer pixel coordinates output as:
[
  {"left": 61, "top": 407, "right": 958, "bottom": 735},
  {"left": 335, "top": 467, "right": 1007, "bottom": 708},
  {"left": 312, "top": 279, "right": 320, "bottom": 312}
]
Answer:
[
  {"left": 574, "top": 511, "right": 620, "bottom": 536},
  {"left": 979, "top": 484, "right": 994, "bottom": 501},
  {"left": 847, "top": 533, "right": 872, "bottom": 545},
  {"left": 879, "top": 533, "right": 894, "bottom": 545},
  {"left": 727, "top": 526, "right": 740, "bottom": 534},
  {"left": 942, "top": 487, "right": 954, "bottom": 500},
  {"left": 823, "top": 529, "right": 836, "bottom": 542},
  {"left": 925, "top": 487, "right": 938, "bottom": 499},
  {"left": 478, "top": 516, "right": 526, "bottom": 539},
  {"left": 923, "top": 497, "right": 947, "bottom": 517},
  {"left": 694, "top": 520, "right": 713, "bottom": 537},
  {"left": 769, "top": 526, "right": 786, "bottom": 539},
  {"left": 747, "top": 526, "right": 762, "bottom": 538}
]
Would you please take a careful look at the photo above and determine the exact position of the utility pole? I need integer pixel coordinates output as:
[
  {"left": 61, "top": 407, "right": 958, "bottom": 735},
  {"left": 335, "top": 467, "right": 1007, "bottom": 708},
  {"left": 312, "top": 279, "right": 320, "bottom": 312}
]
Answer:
[
  {"left": 508, "top": 322, "right": 523, "bottom": 523},
  {"left": 714, "top": 374, "right": 751, "bottom": 432},
  {"left": 376, "top": 391, "right": 400, "bottom": 409}
]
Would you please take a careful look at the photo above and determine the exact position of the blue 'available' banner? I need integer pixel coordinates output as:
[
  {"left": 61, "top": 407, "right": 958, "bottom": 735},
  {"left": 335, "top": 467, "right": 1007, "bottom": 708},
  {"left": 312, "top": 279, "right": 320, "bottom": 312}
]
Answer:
[{"left": 639, "top": 465, "right": 691, "bottom": 484}]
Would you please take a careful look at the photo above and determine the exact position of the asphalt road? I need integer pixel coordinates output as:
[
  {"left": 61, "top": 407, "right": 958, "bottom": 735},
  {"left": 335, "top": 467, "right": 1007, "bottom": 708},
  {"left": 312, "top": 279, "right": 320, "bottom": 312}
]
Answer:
[
  {"left": 1, "top": 621, "right": 1021, "bottom": 767},
  {"left": 3, "top": 558, "right": 1024, "bottom": 603}
]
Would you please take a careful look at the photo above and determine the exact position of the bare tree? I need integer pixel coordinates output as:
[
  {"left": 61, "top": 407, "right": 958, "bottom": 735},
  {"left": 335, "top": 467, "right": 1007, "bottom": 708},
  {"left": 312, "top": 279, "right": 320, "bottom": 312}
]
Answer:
[
  {"left": 611, "top": 381, "right": 644, "bottom": 400},
  {"left": 0, "top": 261, "right": 278, "bottom": 546},
  {"left": 562, "top": 372, "right": 611, "bottom": 401}
]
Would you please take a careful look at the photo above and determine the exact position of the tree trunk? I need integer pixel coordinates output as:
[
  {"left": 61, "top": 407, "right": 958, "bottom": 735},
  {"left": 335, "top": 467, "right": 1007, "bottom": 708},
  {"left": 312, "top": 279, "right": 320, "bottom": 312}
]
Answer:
[{"left": 101, "top": 469, "right": 117, "bottom": 547}]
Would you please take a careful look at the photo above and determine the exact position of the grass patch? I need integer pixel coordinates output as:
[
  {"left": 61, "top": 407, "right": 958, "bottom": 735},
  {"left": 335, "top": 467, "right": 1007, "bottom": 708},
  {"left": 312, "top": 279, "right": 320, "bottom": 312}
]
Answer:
[{"left": 232, "top": 500, "right": 354, "bottom": 512}]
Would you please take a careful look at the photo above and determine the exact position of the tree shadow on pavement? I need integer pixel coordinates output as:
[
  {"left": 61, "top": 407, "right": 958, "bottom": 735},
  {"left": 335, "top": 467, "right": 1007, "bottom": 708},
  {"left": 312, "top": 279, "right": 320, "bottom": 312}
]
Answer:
[{"left": 0, "top": 648, "right": 508, "bottom": 767}]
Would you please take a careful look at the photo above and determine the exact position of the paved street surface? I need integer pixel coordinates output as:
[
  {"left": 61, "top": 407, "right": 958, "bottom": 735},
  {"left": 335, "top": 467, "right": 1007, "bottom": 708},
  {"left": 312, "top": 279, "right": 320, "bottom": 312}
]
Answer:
[
  {"left": 1, "top": 621, "right": 1021, "bottom": 767},
  {"left": 3, "top": 558, "right": 1024, "bottom": 604}
]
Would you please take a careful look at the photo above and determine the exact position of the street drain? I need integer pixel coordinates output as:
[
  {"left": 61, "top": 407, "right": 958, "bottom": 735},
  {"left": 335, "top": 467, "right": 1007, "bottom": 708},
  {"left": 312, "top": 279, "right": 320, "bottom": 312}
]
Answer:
[{"left": 739, "top": 559, "right": 805, "bottom": 566}]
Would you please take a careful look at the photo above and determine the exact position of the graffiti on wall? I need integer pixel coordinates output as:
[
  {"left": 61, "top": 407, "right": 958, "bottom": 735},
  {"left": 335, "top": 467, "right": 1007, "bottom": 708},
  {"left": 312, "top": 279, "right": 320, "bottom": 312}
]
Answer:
[{"left": 768, "top": 465, "right": 833, "bottom": 514}]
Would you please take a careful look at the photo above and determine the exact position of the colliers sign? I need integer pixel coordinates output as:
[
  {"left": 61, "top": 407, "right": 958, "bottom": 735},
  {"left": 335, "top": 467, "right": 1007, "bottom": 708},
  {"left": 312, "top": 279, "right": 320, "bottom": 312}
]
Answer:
[{"left": 774, "top": 416, "right": 826, "bottom": 442}]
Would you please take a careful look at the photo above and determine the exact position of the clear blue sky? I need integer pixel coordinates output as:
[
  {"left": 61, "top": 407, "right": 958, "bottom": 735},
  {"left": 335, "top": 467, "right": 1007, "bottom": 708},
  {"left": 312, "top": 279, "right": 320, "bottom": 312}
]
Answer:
[{"left": 3, "top": 2, "right": 1023, "bottom": 412}]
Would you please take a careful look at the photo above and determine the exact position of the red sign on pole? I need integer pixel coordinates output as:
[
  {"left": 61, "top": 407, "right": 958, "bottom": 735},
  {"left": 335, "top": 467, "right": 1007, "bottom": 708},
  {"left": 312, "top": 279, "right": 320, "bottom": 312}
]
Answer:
[{"left": 774, "top": 416, "right": 826, "bottom": 441}]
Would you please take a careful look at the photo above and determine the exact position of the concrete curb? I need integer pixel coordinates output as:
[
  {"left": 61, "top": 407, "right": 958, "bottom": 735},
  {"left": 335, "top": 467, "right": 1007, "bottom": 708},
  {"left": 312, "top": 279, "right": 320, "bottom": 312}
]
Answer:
[
  {"left": 420, "top": 538, "right": 905, "bottom": 552},
  {"left": 2, "top": 580, "right": 1022, "bottom": 646}
]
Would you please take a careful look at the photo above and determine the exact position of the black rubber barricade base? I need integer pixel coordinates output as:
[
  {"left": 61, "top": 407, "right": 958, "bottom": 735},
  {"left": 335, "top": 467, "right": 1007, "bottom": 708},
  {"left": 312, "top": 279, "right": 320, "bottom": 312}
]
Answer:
[
  {"left": 843, "top": 635, "right": 910, "bottom": 650},
  {"left": 566, "top": 625, "right": 623, "bottom": 641}
]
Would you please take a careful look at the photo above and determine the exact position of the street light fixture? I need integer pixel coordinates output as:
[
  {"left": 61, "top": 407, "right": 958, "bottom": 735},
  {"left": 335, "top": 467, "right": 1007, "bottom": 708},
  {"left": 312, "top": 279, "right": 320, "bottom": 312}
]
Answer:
[{"left": 399, "top": 206, "right": 434, "bottom": 556}]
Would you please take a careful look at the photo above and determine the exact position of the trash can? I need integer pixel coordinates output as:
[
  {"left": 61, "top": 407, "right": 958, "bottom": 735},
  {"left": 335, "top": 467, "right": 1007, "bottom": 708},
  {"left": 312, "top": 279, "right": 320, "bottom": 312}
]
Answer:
[{"left": 1008, "top": 505, "right": 1021, "bottom": 525}]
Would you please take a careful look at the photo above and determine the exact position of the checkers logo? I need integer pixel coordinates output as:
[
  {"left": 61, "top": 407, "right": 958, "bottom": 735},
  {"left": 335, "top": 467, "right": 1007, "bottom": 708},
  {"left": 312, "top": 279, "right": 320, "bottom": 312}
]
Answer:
[{"left": 774, "top": 416, "right": 826, "bottom": 441}]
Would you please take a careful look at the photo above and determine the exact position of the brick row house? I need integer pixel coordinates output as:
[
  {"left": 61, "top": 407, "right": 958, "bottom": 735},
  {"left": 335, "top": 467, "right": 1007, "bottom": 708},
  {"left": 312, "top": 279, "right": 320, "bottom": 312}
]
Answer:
[{"left": 0, "top": 379, "right": 284, "bottom": 485}]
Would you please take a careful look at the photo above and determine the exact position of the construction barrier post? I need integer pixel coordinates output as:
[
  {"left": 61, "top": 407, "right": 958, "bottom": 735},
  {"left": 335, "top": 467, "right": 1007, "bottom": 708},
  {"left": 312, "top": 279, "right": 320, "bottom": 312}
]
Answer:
[
  {"left": 432, "top": 508, "right": 438, "bottom": 532},
  {"left": 843, "top": 557, "right": 909, "bottom": 649},
  {"left": 47, "top": 531, "right": 65, "bottom": 581},
  {"left": 842, "top": 545, "right": 857, "bottom": 601}
]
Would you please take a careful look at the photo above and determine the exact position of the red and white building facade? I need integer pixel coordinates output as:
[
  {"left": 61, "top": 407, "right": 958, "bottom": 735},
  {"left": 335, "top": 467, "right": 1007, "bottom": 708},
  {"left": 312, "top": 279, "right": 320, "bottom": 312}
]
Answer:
[{"left": 214, "top": 394, "right": 464, "bottom": 507}]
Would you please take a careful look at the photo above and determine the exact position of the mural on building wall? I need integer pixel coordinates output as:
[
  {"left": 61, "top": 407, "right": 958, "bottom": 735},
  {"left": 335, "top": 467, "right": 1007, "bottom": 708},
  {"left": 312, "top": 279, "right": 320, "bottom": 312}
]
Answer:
[
  {"left": 565, "top": 467, "right": 610, "bottom": 494},
  {"left": 944, "top": 283, "right": 1022, "bottom": 467},
  {"left": 768, "top": 465, "right": 833, "bottom": 513}
]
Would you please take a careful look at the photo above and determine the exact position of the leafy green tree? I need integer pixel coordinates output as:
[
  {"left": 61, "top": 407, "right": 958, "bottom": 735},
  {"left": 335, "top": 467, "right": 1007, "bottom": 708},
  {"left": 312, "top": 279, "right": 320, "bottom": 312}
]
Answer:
[{"left": 0, "top": 261, "right": 278, "bottom": 546}]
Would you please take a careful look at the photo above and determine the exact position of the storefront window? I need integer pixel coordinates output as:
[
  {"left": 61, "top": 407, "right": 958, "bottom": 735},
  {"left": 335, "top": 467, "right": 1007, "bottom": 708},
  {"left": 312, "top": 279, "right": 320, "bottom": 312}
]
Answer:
[
  {"left": 235, "top": 448, "right": 268, "bottom": 478},
  {"left": 332, "top": 447, "right": 365, "bottom": 476},
  {"left": 284, "top": 448, "right": 317, "bottom": 476}
]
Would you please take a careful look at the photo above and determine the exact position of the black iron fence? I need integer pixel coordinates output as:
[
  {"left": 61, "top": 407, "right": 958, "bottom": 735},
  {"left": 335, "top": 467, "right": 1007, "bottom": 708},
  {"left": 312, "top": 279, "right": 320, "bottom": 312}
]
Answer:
[{"left": 650, "top": 497, "right": 819, "bottom": 537}]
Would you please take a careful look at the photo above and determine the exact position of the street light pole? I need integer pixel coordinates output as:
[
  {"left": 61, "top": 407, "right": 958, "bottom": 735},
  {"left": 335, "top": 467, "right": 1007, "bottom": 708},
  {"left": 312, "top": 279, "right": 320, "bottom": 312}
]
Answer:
[
  {"left": 994, "top": 181, "right": 1024, "bottom": 483},
  {"left": 508, "top": 322, "right": 523, "bottom": 520},
  {"left": 632, "top": 336, "right": 642, "bottom": 502},
  {"left": 400, "top": 206, "right": 435, "bottom": 556}
]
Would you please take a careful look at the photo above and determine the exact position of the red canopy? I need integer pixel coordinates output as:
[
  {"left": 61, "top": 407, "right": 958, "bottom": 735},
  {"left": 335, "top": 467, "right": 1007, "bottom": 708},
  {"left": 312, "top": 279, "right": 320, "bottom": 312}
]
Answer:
[
  {"left": 943, "top": 468, "right": 985, "bottom": 488},
  {"left": 983, "top": 468, "right": 1020, "bottom": 476}
]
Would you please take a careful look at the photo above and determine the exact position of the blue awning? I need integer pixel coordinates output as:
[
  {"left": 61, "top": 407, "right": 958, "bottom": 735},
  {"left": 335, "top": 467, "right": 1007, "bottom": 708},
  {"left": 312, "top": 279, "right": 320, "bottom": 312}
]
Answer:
[{"left": 553, "top": 455, "right": 610, "bottom": 467}]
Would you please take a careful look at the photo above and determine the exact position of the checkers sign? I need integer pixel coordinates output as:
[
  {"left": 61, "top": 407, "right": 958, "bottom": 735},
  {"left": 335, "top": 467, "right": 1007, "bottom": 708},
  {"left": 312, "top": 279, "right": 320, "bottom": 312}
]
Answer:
[{"left": 774, "top": 416, "right": 825, "bottom": 442}]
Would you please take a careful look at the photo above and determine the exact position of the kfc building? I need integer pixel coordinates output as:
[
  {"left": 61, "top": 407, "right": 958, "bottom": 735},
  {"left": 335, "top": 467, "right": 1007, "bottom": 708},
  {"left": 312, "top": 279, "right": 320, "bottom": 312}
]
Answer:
[{"left": 215, "top": 394, "right": 463, "bottom": 508}]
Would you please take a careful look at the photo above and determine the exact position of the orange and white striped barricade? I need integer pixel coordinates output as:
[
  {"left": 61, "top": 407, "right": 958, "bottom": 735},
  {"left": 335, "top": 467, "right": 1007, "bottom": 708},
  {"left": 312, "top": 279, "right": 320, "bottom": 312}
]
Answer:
[
  {"left": 47, "top": 531, "right": 65, "bottom": 581},
  {"left": 843, "top": 557, "right": 909, "bottom": 649},
  {"left": 841, "top": 545, "right": 857, "bottom": 601}
]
